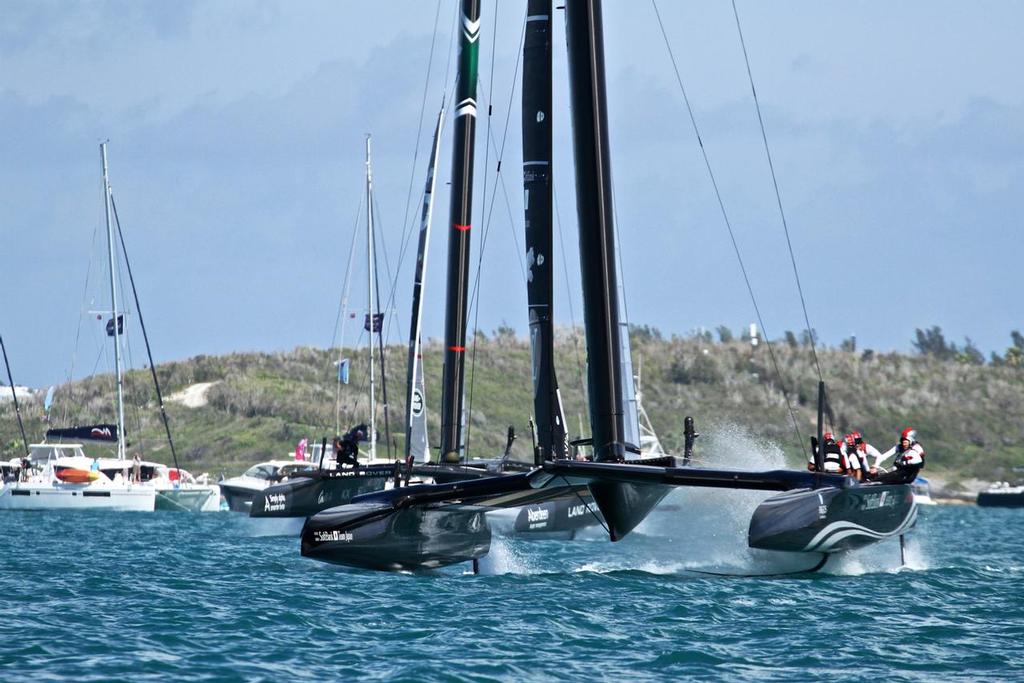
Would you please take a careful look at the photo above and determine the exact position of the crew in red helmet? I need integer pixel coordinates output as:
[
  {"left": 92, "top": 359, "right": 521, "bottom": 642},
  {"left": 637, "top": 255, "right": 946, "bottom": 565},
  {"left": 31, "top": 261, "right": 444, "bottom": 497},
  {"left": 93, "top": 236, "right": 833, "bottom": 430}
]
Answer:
[
  {"left": 808, "top": 432, "right": 849, "bottom": 475},
  {"left": 840, "top": 434, "right": 865, "bottom": 481},
  {"left": 873, "top": 427, "right": 925, "bottom": 484}
]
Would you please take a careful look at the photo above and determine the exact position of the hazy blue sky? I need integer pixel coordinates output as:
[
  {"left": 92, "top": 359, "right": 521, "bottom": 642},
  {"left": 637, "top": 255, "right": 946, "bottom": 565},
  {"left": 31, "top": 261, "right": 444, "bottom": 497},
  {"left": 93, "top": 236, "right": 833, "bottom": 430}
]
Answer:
[{"left": 2, "top": 1, "right": 1021, "bottom": 388}]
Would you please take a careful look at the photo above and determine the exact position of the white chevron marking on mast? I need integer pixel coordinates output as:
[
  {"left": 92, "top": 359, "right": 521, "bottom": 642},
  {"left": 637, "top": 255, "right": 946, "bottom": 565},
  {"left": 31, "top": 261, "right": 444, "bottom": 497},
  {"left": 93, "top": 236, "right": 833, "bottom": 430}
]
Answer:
[
  {"left": 455, "top": 98, "right": 477, "bottom": 119},
  {"left": 463, "top": 15, "right": 481, "bottom": 42}
]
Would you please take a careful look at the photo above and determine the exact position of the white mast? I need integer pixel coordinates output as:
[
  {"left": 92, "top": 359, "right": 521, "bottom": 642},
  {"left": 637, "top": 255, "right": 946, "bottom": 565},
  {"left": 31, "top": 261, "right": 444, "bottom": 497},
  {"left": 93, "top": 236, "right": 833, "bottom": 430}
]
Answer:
[
  {"left": 365, "top": 135, "right": 377, "bottom": 461},
  {"left": 100, "top": 142, "right": 126, "bottom": 460}
]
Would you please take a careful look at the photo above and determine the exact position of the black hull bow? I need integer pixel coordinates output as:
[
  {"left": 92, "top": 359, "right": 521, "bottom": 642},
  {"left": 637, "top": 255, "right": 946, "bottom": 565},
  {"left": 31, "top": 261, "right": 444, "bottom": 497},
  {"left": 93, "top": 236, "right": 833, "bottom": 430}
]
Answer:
[
  {"left": 301, "top": 503, "right": 490, "bottom": 572},
  {"left": 749, "top": 484, "right": 917, "bottom": 553}
]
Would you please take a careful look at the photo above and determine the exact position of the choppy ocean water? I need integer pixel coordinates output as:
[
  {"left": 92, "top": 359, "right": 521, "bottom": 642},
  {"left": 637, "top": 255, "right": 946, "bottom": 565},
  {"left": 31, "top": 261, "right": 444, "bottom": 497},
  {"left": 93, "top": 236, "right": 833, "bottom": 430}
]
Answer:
[{"left": 1, "top": 499, "right": 1022, "bottom": 682}]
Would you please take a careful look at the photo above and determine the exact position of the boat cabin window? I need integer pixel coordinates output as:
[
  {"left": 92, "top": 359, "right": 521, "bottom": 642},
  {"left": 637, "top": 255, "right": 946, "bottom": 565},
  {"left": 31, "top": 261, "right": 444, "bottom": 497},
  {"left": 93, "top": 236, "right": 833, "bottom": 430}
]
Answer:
[{"left": 244, "top": 464, "right": 279, "bottom": 480}]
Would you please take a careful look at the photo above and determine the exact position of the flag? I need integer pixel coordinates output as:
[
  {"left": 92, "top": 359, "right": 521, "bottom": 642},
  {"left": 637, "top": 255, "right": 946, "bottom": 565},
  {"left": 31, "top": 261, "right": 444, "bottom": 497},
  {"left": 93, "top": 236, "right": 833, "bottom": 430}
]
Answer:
[
  {"left": 104, "top": 315, "right": 122, "bottom": 335},
  {"left": 295, "top": 438, "right": 308, "bottom": 461},
  {"left": 335, "top": 358, "right": 350, "bottom": 384},
  {"left": 363, "top": 312, "right": 384, "bottom": 333},
  {"left": 43, "top": 386, "right": 55, "bottom": 413}
]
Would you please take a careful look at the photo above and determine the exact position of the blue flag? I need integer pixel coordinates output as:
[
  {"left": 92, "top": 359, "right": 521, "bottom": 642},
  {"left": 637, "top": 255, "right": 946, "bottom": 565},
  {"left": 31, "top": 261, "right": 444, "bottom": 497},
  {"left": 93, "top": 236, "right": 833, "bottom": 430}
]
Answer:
[{"left": 336, "top": 358, "right": 350, "bottom": 384}]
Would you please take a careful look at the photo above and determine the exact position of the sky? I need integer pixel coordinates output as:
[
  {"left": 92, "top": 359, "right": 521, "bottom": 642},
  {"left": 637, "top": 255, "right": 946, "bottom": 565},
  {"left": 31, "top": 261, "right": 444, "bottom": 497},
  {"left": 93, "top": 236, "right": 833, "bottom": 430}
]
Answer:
[{"left": 2, "top": 1, "right": 1021, "bottom": 388}]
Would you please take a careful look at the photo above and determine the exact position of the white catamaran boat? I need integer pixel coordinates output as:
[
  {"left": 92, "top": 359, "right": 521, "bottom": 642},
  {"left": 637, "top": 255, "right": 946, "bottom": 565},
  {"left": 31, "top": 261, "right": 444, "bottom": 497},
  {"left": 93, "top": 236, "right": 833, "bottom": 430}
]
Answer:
[
  {"left": 2, "top": 143, "right": 205, "bottom": 513},
  {"left": 0, "top": 444, "right": 155, "bottom": 511}
]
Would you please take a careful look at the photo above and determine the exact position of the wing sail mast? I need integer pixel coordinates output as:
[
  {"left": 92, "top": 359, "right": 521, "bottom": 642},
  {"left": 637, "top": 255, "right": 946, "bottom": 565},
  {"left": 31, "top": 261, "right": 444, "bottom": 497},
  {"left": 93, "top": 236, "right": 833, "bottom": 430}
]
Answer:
[
  {"left": 406, "top": 106, "right": 446, "bottom": 463},
  {"left": 439, "top": 0, "right": 481, "bottom": 463}
]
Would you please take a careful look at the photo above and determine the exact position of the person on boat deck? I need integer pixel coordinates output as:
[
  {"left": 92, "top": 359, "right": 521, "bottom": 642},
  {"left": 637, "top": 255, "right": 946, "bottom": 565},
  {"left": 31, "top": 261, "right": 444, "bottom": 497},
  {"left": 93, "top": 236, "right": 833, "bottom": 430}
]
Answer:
[
  {"left": 132, "top": 453, "right": 142, "bottom": 482},
  {"left": 846, "top": 431, "right": 883, "bottom": 481},
  {"left": 840, "top": 434, "right": 865, "bottom": 481},
  {"left": 872, "top": 428, "right": 925, "bottom": 484},
  {"left": 90, "top": 456, "right": 100, "bottom": 472},
  {"left": 807, "top": 432, "right": 849, "bottom": 475},
  {"left": 335, "top": 424, "right": 368, "bottom": 467}
]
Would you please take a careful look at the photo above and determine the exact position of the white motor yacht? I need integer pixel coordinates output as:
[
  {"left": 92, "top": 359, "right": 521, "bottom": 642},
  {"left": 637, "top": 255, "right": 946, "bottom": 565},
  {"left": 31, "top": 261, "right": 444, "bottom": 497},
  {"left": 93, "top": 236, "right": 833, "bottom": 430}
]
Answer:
[{"left": 219, "top": 459, "right": 318, "bottom": 513}]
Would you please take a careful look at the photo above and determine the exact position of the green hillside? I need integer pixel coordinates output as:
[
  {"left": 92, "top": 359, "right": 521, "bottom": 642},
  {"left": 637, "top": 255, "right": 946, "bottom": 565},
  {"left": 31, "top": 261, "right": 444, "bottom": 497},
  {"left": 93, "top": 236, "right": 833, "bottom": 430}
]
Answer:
[{"left": 3, "top": 330, "right": 1022, "bottom": 489}]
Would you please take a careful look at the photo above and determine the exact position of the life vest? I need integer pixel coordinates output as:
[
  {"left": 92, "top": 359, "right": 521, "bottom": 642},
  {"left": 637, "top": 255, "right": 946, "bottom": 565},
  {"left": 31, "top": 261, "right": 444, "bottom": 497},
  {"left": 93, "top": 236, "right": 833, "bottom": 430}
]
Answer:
[
  {"left": 821, "top": 441, "right": 847, "bottom": 474},
  {"left": 894, "top": 442, "right": 925, "bottom": 469}
]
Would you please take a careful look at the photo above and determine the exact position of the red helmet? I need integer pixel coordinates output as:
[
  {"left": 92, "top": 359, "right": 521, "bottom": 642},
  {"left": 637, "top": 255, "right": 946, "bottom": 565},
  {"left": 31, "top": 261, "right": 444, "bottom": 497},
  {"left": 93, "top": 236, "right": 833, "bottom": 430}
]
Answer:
[
  {"left": 901, "top": 428, "right": 917, "bottom": 443},
  {"left": 823, "top": 432, "right": 834, "bottom": 442}
]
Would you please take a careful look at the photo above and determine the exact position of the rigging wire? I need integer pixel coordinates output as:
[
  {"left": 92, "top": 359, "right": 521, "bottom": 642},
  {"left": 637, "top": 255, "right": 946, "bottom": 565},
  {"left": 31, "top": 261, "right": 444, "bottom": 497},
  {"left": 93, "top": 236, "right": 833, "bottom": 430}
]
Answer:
[
  {"left": 60, "top": 193, "right": 105, "bottom": 429},
  {"left": 330, "top": 197, "right": 363, "bottom": 435},
  {"left": 730, "top": 0, "right": 824, "bottom": 384},
  {"left": 650, "top": 0, "right": 805, "bottom": 452},
  {"left": 397, "top": 0, "right": 448, "bottom": 259},
  {"left": 111, "top": 195, "right": 182, "bottom": 474},
  {"left": 370, "top": 191, "right": 394, "bottom": 458},
  {"left": 553, "top": 186, "right": 589, "bottom": 429}
]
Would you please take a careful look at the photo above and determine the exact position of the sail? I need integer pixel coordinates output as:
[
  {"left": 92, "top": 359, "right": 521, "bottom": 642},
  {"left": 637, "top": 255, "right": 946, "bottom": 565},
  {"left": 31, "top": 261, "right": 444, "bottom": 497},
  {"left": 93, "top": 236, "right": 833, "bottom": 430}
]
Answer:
[
  {"left": 46, "top": 424, "right": 119, "bottom": 443},
  {"left": 409, "top": 348, "right": 429, "bottom": 462},
  {"left": 523, "top": 0, "right": 567, "bottom": 461},
  {"left": 406, "top": 106, "right": 445, "bottom": 464}
]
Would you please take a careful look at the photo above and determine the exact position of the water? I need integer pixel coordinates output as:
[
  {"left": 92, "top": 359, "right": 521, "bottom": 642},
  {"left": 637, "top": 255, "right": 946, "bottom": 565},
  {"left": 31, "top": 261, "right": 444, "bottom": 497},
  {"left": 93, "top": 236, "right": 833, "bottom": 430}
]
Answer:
[{"left": 2, "top": 503, "right": 1022, "bottom": 682}]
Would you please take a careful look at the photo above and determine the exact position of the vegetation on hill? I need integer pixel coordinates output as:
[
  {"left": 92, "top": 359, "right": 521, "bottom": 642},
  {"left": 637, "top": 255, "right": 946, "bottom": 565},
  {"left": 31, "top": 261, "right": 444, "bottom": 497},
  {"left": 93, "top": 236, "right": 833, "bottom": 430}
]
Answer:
[{"left": 2, "top": 327, "right": 1022, "bottom": 486}]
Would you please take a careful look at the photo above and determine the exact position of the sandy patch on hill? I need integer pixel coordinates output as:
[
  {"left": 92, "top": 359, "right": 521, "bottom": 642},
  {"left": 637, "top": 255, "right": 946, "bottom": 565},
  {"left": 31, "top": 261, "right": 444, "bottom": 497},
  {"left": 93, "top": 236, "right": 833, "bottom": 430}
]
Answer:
[{"left": 167, "top": 381, "right": 219, "bottom": 408}]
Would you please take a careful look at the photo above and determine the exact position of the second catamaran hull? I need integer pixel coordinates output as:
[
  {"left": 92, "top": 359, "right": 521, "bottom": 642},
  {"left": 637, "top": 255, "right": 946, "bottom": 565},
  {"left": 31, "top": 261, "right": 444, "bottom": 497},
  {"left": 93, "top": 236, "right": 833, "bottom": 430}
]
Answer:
[
  {"left": 155, "top": 486, "right": 220, "bottom": 513},
  {"left": 496, "top": 494, "right": 602, "bottom": 539},
  {"left": 248, "top": 466, "right": 394, "bottom": 536},
  {"left": 301, "top": 503, "right": 490, "bottom": 571},
  {"left": 748, "top": 484, "right": 917, "bottom": 553}
]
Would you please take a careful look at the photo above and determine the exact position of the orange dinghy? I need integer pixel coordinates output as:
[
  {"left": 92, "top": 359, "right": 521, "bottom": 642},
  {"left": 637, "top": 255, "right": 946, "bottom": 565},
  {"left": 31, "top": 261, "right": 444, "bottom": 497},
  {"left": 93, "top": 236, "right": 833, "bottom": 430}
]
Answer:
[{"left": 55, "top": 468, "right": 100, "bottom": 484}]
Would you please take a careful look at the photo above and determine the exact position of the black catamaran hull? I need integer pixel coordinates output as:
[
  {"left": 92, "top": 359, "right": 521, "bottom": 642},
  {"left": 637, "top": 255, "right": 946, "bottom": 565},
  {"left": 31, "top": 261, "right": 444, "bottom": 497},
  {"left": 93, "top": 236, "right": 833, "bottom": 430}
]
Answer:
[
  {"left": 508, "top": 493, "right": 602, "bottom": 539},
  {"left": 976, "top": 490, "right": 1024, "bottom": 507},
  {"left": 413, "top": 462, "right": 608, "bottom": 539},
  {"left": 301, "top": 503, "right": 490, "bottom": 571},
  {"left": 249, "top": 466, "right": 394, "bottom": 520},
  {"left": 748, "top": 484, "right": 917, "bottom": 553}
]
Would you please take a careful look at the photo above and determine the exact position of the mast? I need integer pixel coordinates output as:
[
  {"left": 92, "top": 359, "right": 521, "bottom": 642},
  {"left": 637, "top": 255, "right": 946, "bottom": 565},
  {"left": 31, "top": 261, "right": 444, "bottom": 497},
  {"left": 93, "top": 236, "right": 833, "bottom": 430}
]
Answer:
[
  {"left": 523, "top": 0, "right": 566, "bottom": 461},
  {"left": 406, "top": 106, "right": 445, "bottom": 463},
  {"left": 365, "top": 135, "right": 377, "bottom": 461},
  {"left": 0, "top": 335, "right": 30, "bottom": 458},
  {"left": 439, "top": 0, "right": 481, "bottom": 464},
  {"left": 565, "top": 0, "right": 623, "bottom": 464},
  {"left": 100, "top": 142, "right": 127, "bottom": 460}
]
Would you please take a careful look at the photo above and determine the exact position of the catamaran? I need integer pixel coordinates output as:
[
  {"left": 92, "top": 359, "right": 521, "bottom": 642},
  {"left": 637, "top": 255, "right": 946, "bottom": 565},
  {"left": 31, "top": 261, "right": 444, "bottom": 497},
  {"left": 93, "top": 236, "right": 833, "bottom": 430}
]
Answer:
[
  {"left": 299, "top": 0, "right": 917, "bottom": 573},
  {"left": 1, "top": 143, "right": 220, "bottom": 513}
]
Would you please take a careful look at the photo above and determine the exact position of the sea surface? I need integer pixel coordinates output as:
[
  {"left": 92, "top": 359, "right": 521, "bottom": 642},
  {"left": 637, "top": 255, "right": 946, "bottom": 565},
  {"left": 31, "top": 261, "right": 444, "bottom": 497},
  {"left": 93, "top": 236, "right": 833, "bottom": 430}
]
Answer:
[{"left": 1, "top": 498, "right": 1022, "bottom": 682}]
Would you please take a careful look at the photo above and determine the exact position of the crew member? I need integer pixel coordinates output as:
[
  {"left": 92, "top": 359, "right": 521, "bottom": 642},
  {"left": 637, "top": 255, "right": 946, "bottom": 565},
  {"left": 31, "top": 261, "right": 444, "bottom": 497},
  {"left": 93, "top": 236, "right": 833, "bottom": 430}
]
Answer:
[
  {"left": 808, "top": 432, "right": 849, "bottom": 475},
  {"left": 873, "top": 428, "right": 925, "bottom": 484},
  {"left": 334, "top": 424, "right": 368, "bottom": 468},
  {"left": 840, "top": 434, "right": 865, "bottom": 481},
  {"left": 849, "top": 432, "right": 884, "bottom": 480}
]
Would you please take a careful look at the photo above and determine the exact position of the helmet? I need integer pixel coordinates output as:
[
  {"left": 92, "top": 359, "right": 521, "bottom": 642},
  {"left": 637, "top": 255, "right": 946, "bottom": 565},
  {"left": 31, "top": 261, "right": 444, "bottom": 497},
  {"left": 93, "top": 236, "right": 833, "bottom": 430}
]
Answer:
[
  {"left": 852, "top": 431, "right": 863, "bottom": 444},
  {"left": 901, "top": 428, "right": 917, "bottom": 443},
  {"left": 823, "top": 432, "right": 834, "bottom": 442},
  {"left": 844, "top": 434, "right": 856, "bottom": 447}
]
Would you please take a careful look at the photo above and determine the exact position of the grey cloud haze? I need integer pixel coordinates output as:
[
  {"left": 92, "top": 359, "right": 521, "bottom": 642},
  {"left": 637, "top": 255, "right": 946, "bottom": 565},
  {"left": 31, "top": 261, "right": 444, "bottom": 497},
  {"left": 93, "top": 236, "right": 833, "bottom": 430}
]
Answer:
[{"left": 2, "top": 1, "right": 1021, "bottom": 388}]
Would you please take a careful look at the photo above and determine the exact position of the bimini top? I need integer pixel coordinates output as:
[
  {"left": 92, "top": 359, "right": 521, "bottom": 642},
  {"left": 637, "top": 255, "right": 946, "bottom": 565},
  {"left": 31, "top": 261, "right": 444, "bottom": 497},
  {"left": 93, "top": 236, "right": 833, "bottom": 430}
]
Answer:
[{"left": 27, "top": 443, "right": 87, "bottom": 463}]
